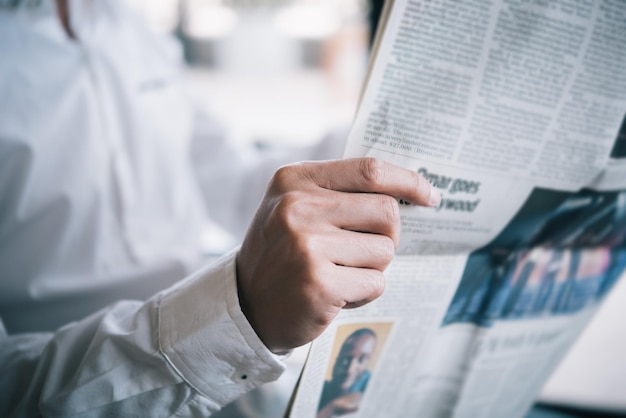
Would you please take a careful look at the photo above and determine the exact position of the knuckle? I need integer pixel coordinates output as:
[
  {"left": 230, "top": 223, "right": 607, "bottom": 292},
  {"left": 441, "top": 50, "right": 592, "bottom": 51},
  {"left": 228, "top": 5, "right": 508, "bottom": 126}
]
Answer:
[
  {"left": 359, "top": 157, "right": 385, "bottom": 187},
  {"left": 287, "top": 233, "right": 323, "bottom": 277},
  {"left": 274, "top": 190, "right": 308, "bottom": 229},
  {"left": 311, "top": 308, "right": 334, "bottom": 329},
  {"left": 270, "top": 164, "right": 301, "bottom": 192},
  {"left": 304, "top": 267, "right": 334, "bottom": 306},
  {"left": 366, "top": 270, "right": 386, "bottom": 300},
  {"left": 365, "top": 236, "right": 395, "bottom": 272},
  {"left": 380, "top": 236, "right": 396, "bottom": 263},
  {"left": 379, "top": 194, "right": 400, "bottom": 225},
  {"left": 313, "top": 276, "right": 334, "bottom": 304},
  {"left": 293, "top": 232, "right": 319, "bottom": 259}
]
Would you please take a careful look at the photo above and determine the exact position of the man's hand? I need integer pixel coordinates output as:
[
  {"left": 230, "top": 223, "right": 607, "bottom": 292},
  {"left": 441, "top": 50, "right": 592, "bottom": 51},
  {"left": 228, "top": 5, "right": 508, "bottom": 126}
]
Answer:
[{"left": 236, "top": 158, "right": 440, "bottom": 353}]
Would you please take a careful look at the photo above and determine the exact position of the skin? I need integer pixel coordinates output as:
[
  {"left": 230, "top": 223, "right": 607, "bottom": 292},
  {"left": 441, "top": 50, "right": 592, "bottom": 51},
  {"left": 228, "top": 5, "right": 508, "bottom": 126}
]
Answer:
[
  {"left": 333, "top": 333, "right": 377, "bottom": 391},
  {"left": 317, "top": 334, "right": 376, "bottom": 418},
  {"left": 52, "top": 1, "right": 440, "bottom": 355},
  {"left": 237, "top": 158, "right": 438, "bottom": 353},
  {"left": 316, "top": 332, "right": 376, "bottom": 417}
]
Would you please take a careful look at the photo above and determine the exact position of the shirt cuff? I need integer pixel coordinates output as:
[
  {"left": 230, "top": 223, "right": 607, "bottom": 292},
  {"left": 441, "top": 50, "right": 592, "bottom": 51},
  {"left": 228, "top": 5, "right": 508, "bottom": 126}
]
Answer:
[{"left": 157, "top": 248, "right": 285, "bottom": 407}]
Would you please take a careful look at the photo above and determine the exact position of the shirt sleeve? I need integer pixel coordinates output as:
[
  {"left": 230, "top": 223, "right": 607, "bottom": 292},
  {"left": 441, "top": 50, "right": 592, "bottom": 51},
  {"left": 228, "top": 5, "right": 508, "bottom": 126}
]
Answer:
[{"left": 0, "top": 249, "right": 285, "bottom": 418}]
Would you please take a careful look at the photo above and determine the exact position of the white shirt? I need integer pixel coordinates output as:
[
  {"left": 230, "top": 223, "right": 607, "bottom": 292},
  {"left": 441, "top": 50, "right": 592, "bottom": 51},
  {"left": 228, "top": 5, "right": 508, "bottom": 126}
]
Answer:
[{"left": 0, "top": 0, "right": 344, "bottom": 415}]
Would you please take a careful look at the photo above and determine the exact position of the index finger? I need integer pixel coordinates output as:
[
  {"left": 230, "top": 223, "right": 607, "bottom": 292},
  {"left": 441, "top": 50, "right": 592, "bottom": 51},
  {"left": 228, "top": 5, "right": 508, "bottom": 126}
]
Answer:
[{"left": 303, "top": 158, "right": 441, "bottom": 208}]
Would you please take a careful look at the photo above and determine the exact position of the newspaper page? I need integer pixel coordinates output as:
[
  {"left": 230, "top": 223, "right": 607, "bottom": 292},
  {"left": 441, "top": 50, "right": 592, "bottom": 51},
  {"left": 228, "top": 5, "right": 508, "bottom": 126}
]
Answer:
[{"left": 288, "top": 0, "right": 626, "bottom": 417}]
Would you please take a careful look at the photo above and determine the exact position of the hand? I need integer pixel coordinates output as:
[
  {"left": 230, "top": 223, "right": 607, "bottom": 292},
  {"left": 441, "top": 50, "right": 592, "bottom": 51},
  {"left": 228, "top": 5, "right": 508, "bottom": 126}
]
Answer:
[{"left": 236, "top": 158, "right": 439, "bottom": 353}]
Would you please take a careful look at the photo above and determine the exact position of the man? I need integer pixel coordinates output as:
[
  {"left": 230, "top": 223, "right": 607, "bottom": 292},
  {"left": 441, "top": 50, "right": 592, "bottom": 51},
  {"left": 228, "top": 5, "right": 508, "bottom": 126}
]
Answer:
[
  {"left": 317, "top": 328, "right": 377, "bottom": 418},
  {"left": 0, "top": 0, "right": 440, "bottom": 416}
]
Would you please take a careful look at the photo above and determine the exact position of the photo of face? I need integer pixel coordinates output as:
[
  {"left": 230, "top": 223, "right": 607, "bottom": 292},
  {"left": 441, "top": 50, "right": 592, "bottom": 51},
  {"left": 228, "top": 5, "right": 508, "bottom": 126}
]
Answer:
[
  {"left": 317, "top": 323, "right": 392, "bottom": 418},
  {"left": 332, "top": 330, "right": 377, "bottom": 392}
]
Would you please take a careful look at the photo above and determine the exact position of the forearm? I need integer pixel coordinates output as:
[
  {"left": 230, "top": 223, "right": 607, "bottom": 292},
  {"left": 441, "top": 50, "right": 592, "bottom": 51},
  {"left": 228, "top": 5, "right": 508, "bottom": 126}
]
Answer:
[
  {"left": 0, "top": 251, "right": 284, "bottom": 417},
  {"left": 1, "top": 300, "right": 195, "bottom": 417}
]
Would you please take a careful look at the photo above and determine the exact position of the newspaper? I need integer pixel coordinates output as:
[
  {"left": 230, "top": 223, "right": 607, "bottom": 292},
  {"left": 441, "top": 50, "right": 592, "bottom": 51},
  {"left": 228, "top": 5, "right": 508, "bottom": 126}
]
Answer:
[{"left": 288, "top": 0, "right": 626, "bottom": 417}]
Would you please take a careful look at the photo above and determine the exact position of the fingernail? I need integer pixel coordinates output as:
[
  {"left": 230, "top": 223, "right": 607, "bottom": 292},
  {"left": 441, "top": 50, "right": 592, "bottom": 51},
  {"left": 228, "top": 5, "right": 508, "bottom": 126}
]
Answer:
[{"left": 429, "top": 185, "right": 441, "bottom": 207}]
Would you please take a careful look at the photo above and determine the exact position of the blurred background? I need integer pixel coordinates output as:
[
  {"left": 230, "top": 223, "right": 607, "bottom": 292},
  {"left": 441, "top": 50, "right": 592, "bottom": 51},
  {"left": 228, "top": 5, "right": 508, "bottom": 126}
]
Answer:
[{"left": 126, "top": 0, "right": 378, "bottom": 148}]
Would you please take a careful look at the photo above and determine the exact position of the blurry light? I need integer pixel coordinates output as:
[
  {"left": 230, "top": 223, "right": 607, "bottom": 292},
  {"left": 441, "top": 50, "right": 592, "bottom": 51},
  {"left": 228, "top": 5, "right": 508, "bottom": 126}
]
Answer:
[
  {"left": 126, "top": 0, "right": 180, "bottom": 33},
  {"left": 184, "top": 4, "right": 238, "bottom": 39},
  {"left": 273, "top": 3, "right": 340, "bottom": 40}
]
